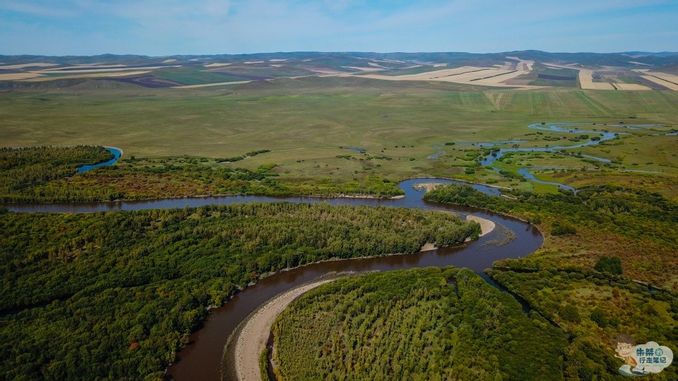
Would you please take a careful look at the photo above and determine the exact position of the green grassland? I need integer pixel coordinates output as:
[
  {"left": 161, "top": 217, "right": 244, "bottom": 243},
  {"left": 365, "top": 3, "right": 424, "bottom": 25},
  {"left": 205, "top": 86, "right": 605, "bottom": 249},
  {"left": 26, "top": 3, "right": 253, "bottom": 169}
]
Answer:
[
  {"left": 0, "top": 77, "right": 677, "bottom": 199},
  {"left": 272, "top": 268, "right": 567, "bottom": 381}
]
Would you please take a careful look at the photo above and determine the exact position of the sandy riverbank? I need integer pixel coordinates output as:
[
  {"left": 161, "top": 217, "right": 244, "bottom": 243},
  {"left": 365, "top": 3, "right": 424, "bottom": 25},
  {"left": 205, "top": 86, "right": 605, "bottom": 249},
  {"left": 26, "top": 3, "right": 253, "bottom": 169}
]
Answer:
[
  {"left": 467, "top": 214, "right": 495, "bottom": 237},
  {"left": 233, "top": 279, "right": 336, "bottom": 381}
]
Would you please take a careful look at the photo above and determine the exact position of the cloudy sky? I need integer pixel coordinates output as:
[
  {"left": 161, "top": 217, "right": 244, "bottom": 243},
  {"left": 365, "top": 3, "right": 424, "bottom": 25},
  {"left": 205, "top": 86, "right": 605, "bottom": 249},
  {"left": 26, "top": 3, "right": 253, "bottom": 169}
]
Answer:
[{"left": 1, "top": 0, "right": 676, "bottom": 55}]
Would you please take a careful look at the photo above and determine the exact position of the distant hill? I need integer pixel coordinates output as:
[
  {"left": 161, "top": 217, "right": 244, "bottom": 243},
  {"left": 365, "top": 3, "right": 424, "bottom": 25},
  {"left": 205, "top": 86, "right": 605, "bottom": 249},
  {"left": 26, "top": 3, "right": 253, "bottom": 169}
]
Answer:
[
  {"left": 2, "top": 50, "right": 677, "bottom": 67},
  {"left": 2, "top": 50, "right": 677, "bottom": 90}
]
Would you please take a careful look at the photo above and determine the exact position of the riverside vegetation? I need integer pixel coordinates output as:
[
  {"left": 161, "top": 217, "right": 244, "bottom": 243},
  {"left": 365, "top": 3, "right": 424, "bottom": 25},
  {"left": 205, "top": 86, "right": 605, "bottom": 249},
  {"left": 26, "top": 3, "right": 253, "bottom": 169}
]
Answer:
[
  {"left": 425, "top": 184, "right": 678, "bottom": 380},
  {"left": 269, "top": 184, "right": 677, "bottom": 380},
  {"left": 0, "top": 146, "right": 402, "bottom": 203},
  {"left": 0, "top": 146, "right": 113, "bottom": 202},
  {"left": 0, "top": 203, "right": 477, "bottom": 380}
]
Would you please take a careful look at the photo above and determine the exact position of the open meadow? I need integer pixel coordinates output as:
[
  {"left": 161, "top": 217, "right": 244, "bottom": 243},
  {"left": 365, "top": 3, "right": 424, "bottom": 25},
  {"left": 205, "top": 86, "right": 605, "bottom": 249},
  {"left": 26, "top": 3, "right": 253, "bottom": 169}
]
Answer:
[{"left": 1, "top": 77, "right": 677, "bottom": 199}]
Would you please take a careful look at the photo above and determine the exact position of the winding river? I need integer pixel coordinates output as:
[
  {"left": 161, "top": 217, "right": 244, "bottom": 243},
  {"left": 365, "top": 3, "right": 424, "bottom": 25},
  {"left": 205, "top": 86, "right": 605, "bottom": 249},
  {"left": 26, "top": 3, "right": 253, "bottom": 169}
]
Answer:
[
  {"left": 6, "top": 178, "right": 543, "bottom": 381},
  {"left": 478, "top": 122, "right": 659, "bottom": 192},
  {"left": 9, "top": 122, "right": 661, "bottom": 380}
]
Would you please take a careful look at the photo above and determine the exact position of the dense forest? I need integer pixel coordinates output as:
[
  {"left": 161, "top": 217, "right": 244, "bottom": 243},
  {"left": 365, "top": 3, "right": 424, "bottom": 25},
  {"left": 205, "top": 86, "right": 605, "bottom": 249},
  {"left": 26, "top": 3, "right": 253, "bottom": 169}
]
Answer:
[
  {"left": 0, "top": 146, "right": 111, "bottom": 202},
  {"left": 0, "top": 204, "right": 476, "bottom": 380},
  {"left": 0, "top": 146, "right": 402, "bottom": 203},
  {"left": 272, "top": 268, "right": 567, "bottom": 380}
]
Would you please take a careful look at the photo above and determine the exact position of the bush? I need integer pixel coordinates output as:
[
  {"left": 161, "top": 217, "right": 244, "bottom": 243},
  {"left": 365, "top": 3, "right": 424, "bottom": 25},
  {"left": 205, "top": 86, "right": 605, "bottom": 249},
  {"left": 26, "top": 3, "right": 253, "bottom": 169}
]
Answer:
[
  {"left": 559, "top": 304, "right": 581, "bottom": 322},
  {"left": 590, "top": 308, "right": 608, "bottom": 327},
  {"left": 551, "top": 221, "right": 577, "bottom": 236},
  {"left": 594, "top": 256, "right": 623, "bottom": 275}
]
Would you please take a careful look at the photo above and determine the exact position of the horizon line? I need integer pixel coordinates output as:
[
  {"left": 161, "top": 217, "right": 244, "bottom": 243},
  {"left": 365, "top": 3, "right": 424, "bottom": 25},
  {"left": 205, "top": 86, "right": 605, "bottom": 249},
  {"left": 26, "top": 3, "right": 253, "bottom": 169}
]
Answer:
[{"left": 2, "top": 49, "right": 678, "bottom": 58}]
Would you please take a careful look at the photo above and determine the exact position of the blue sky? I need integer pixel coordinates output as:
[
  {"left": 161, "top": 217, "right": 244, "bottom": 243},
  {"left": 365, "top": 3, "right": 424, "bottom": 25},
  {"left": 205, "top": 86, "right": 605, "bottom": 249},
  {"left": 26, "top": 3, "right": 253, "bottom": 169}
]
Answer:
[{"left": 0, "top": 0, "right": 676, "bottom": 55}]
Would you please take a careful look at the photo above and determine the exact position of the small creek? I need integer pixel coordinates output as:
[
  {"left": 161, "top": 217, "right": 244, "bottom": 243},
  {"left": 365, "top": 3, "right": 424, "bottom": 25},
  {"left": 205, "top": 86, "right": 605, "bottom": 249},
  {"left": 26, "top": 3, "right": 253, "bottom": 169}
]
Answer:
[
  {"left": 478, "top": 122, "right": 659, "bottom": 191},
  {"left": 77, "top": 146, "right": 123, "bottom": 173}
]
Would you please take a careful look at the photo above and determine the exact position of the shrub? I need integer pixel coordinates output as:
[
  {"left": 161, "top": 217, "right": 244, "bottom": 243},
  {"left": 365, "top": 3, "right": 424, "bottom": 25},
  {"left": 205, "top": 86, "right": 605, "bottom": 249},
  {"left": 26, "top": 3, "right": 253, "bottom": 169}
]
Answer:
[
  {"left": 590, "top": 308, "right": 608, "bottom": 327},
  {"left": 551, "top": 221, "right": 577, "bottom": 236},
  {"left": 594, "top": 256, "right": 622, "bottom": 275},
  {"left": 559, "top": 304, "right": 581, "bottom": 322}
]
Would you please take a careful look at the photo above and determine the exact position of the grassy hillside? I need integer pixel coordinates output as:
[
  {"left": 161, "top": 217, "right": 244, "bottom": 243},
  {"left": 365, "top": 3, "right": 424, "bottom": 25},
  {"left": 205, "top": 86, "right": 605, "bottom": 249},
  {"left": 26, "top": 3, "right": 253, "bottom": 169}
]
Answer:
[{"left": 272, "top": 268, "right": 567, "bottom": 380}]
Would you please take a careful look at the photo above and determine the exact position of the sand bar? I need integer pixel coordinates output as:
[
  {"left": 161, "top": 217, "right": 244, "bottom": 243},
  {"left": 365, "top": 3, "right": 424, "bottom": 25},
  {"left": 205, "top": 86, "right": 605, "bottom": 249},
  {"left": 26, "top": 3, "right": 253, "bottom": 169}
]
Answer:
[
  {"left": 233, "top": 279, "right": 335, "bottom": 381},
  {"left": 466, "top": 214, "right": 496, "bottom": 237}
]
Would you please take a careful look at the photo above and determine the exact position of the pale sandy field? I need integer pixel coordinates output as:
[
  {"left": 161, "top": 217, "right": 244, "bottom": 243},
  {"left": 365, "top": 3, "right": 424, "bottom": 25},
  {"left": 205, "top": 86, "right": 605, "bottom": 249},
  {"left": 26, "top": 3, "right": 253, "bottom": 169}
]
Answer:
[
  {"left": 549, "top": 64, "right": 656, "bottom": 91},
  {"left": 613, "top": 83, "right": 651, "bottom": 91},
  {"left": 355, "top": 61, "right": 539, "bottom": 88},
  {"left": 0, "top": 62, "right": 57, "bottom": 70},
  {"left": 640, "top": 72, "right": 678, "bottom": 90},
  {"left": 204, "top": 63, "right": 232, "bottom": 68},
  {"left": 171, "top": 80, "right": 252, "bottom": 89},
  {"left": 38, "top": 66, "right": 177, "bottom": 74},
  {"left": 578, "top": 69, "right": 615, "bottom": 90},
  {"left": 344, "top": 66, "right": 384, "bottom": 72},
  {"left": 367, "top": 62, "right": 386, "bottom": 68},
  {"left": 0, "top": 72, "right": 43, "bottom": 80},
  {"left": 52, "top": 64, "right": 128, "bottom": 70},
  {"left": 358, "top": 66, "right": 485, "bottom": 81},
  {"left": 23, "top": 70, "right": 151, "bottom": 82}
]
